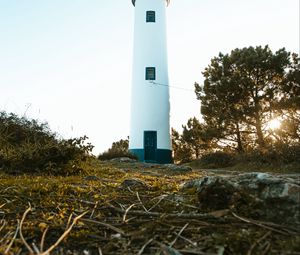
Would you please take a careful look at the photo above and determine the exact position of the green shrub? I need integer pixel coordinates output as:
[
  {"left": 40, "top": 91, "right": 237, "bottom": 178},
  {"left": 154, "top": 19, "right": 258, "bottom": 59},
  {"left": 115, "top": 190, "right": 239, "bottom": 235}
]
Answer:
[
  {"left": 237, "top": 145, "right": 300, "bottom": 165},
  {"left": 199, "top": 151, "right": 235, "bottom": 168},
  {"left": 0, "top": 112, "right": 94, "bottom": 175},
  {"left": 98, "top": 138, "right": 138, "bottom": 161},
  {"left": 98, "top": 150, "right": 138, "bottom": 161}
]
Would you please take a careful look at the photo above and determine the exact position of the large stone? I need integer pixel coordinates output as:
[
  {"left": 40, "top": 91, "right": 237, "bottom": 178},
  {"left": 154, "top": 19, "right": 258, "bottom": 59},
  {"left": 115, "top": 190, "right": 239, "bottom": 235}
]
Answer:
[
  {"left": 162, "top": 164, "right": 193, "bottom": 172},
  {"left": 181, "top": 172, "right": 300, "bottom": 224},
  {"left": 119, "top": 179, "right": 149, "bottom": 191},
  {"left": 110, "top": 157, "right": 137, "bottom": 163}
]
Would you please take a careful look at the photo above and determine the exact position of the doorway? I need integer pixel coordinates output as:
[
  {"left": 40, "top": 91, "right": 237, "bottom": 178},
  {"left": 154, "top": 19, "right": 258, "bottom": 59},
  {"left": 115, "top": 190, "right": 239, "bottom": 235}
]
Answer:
[{"left": 144, "top": 131, "right": 157, "bottom": 162}]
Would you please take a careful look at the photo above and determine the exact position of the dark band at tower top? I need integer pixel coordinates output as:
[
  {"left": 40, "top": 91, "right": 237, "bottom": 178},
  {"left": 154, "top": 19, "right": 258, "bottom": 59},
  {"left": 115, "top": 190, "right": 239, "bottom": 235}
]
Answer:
[{"left": 131, "top": 0, "right": 170, "bottom": 6}]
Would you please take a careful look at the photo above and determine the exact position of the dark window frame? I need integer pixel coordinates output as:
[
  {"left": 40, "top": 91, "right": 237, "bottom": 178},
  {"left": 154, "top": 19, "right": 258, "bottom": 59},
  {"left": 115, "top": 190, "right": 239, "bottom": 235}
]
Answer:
[
  {"left": 146, "top": 11, "right": 156, "bottom": 23},
  {"left": 145, "top": 67, "right": 156, "bottom": 80}
]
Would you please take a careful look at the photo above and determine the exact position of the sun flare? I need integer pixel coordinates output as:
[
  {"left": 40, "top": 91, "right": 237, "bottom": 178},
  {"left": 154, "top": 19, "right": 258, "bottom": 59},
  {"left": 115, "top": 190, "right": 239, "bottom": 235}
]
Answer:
[{"left": 267, "top": 118, "right": 281, "bottom": 130}]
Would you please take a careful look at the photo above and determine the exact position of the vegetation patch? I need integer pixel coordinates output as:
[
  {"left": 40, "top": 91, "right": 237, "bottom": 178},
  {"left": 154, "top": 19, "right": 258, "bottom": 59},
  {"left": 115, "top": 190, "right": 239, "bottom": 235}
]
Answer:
[
  {"left": 0, "top": 112, "right": 93, "bottom": 175},
  {"left": 0, "top": 160, "right": 299, "bottom": 255},
  {"left": 98, "top": 138, "right": 138, "bottom": 161}
]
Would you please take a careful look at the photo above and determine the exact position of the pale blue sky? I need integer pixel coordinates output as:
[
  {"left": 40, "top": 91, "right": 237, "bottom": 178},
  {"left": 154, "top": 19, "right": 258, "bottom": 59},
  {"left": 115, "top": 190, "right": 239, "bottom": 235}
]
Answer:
[{"left": 0, "top": 0, "right": 299, "bottom": 154}]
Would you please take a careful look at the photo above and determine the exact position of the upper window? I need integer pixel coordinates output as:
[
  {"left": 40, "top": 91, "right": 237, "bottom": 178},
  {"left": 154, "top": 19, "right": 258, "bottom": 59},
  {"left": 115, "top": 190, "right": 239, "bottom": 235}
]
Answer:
[
  {"left": 146, "top": 11, "right": 155, "bottom": 22},
  {"left": 146, "top": 67, "right": 156, "bottom": 80}
]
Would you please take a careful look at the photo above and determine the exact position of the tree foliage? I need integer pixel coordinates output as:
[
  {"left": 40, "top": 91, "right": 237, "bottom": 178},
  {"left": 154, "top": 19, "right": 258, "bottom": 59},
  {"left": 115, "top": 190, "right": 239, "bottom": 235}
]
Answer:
[
  {"left": 173, "top": 46, "right": 299, "bottom": 164},
  {"left": 172, "top": 118, "right": 216, "bottom": 163},
  {"left": 195, "top": 45, "right": 300, "bottom": 151}
]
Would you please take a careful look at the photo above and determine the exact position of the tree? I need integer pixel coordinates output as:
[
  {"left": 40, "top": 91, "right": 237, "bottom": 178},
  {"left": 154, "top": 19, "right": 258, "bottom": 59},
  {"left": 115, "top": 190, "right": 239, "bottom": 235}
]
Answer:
[
  {"left": 196, "top": 46, "right": 299, "bottom": 149},
  {"left": 194, "top": 53, "right": 249, "bottom": 152},
  {"left": 274, "top": 53, "right": 300, "bottom": 143},
  {"left": 171, "top": 128, "right": 193, "bottom": 164},
  {"left": 172, "top": 119, "right": 216, "bottom": 163},
  {"left": 181, "top": 117, "right": 215, "bottom": 158}
]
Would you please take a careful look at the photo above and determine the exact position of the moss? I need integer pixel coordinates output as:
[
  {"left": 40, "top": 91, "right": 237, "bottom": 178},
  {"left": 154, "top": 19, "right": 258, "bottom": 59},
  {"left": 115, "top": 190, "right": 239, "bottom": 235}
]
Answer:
[{"left": 0, "top": 159, "right": 298, "bottom": 254}]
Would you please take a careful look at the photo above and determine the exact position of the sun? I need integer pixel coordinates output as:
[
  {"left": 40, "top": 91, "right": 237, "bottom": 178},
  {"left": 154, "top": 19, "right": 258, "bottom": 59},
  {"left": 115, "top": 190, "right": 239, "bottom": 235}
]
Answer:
[{"left": 266, "top": 118, "right": 281, "bottom": 130}]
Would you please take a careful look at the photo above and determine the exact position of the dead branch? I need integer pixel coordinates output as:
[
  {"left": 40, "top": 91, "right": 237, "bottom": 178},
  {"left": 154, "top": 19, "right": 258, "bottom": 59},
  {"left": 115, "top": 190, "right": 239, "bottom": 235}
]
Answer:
[
  {"left": 136, "top": 192, "right": 149, "bottom": 212},
  {"left": 80, "top": 218, "right": 126, "bottom": 236},
  {"left": 137, "top": 238, "right": 154, "bottom": 255},
  {"left": 170, "top": 223, "right": 189, "bottom": 247},
  {"left": 0, "top": 220, "right": 6, "bottom": 233},
  {"left": 109, "top": 203, "right": 222, "bottom": 220},
  {"left": 148, "top": 195, "right": 167, "bottom": 212},
  {"left": 40, "top": 211, "right": 88, "bottom": 255},
  {"left": 178, "top": 249, "right": 214, "bottom": 255},
  {"left": 4, "top": 220, "right": 20, "bottom": 254},
  {"left": 19, "top": 207, "right": 34, "bottom": 254},
  {"left": 39, "top": 226, "right": 49, "bottom": 253},
  {"left": 65, "top": 213, "right": 74, "bottom": 231},
  {"left": 90, "top": 201, "right": 99, "bottom": 219},
  {"left": 231, "top": 212, "right": 291, "bottom": 236},
  {"left": 123, "top": 204, "right": 136, "bottom": 223},
  {"left": 175, "top": 233, "right": 197, "bottom": 247},
  {"left": 247, "top": 231, "right": 271, "bottom": 255},
  {"left": 32, "top": 242, "right": 40, "bottom": 254}
]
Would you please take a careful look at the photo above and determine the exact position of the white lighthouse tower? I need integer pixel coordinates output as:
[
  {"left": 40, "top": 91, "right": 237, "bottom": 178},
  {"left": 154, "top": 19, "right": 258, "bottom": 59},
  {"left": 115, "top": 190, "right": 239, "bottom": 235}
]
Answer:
[{"left": 129, "top": 0, "right": 172, "bottom": 163}]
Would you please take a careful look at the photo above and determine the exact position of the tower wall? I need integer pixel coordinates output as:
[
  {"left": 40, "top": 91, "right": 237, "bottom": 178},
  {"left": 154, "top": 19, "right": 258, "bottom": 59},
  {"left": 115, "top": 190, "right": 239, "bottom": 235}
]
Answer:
[{"left": 129, "top": 0, "right": 172, "bottom": 163}]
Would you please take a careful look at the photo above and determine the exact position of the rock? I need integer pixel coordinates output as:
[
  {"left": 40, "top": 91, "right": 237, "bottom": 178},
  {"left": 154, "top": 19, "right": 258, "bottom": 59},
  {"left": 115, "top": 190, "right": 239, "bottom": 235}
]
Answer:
[
  {"left": 110, "top": 157, "right": 137, "bottom": 163},
  {"left": 119, "top": 179, "right": 149, "bottom": 190},
  {"left": 195, "top": 176, "right": 240, "bottom": 211},
  {"left": 162, "top": 164, "right": 192, "bottom": 172},
  {"left": 84, "top": 175, "right": 100, "bottom": 181},
  {"left": 181, "top": 173, "right": 300, "bottom": 224},
  {"left": 235, "top": 172, "right": 300, "bottom": 203}
]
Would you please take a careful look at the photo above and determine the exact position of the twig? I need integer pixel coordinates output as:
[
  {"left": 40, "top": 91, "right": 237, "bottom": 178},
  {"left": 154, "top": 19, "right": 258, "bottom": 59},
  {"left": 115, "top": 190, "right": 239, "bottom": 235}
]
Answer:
[
  {"left": 32, "top": 242, "right": 40, "bottom": 254},
  {"left": 178, "top": 250, "right": 212, "bottom": 255},
  {"left": 0, "top": 231, "right": 13, "bottom": 245},
  {"left": 90, "top": 201, "right": 99, "bottom": 219},
  {"left": 261, "top": 242, "right": 271, "bottom": 255},
  {"left": 123, "top": 204, "right": 136, "bottom": 223},
  {"left": 80, "top": 218, "right": 126, "bottom": 236},
  {"left": 136, "top": 192, "right": 149, "bottom": 212},
  {"left": 148, "top": 195, "right": 167, "bottom": 212},
  {"left": 19, "top": 207, "right": 34, "bottom": 254},
  {"left": 176, "top": 233, "right": 197, "bottom": 247},
  {"left": 0, "top": 220, "right": 6, "bottom": 233},
  {"left": 40, "top": 226, "right": 49, "bottom": 253},
  {"left": 170, "top": 223, "right": 189, "bottom": 247},
  {"left": 109, "top": 204, "right": 220, "bottom": 220},
  {"left": 137, "top": 238, "right": 154, "bottom": 255},
  {"left": 4, "top": 220, "right": 20, "bottom": 254},
  {"left": 98, "top": 247, "right": 103, "bottom": 255},
  {"left": 231, "top": 212, "right": 290, "bottom": 236},
  {"left": 247, "top": 231, "right": 271, "bottom": 255},
  {"left": 65, "top": 213, "right": 74, "bottom": 231},
  {"left": 40, "top": 211, "right": 88, "bottom": 255}
]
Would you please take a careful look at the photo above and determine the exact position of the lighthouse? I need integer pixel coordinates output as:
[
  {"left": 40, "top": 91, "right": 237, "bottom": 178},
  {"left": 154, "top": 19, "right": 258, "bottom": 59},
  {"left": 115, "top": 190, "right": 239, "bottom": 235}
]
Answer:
[{"left": 129, "top": 0, "right": 172, "bottom": 164}]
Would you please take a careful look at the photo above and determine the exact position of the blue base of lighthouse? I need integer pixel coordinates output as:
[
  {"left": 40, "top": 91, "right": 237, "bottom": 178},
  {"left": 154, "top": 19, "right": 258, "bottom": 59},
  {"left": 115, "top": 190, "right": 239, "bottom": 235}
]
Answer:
[{"left": 130, "top": 149, "right": 173, "bottom": 164}]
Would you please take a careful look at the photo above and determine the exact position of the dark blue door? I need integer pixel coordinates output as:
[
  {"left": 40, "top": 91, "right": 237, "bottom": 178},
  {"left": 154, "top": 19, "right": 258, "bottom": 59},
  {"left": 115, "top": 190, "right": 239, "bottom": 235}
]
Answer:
[{"left": 144, "top": 131, "right": 157, "bottom": 162}]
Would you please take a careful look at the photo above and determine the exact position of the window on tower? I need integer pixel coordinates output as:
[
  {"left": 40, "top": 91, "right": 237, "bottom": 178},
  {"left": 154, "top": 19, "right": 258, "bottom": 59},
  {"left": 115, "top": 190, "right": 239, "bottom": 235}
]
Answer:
[
  {"left": 146, "top": 11, "right": 155, "bottom": 22},
  {"left": 145, "top": 67, "right": 156, "bottom": 80}
]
